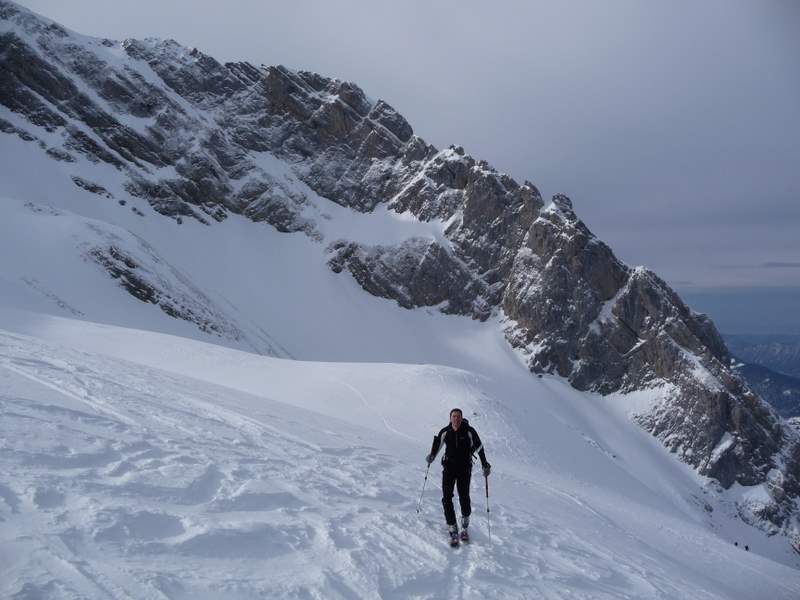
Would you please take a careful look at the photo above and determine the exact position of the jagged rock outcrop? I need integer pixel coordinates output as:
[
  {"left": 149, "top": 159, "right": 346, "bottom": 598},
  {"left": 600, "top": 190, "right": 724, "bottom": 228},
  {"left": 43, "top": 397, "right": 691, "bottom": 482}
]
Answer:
[
  {"left": 1, "top": 0, "right": 797, "bottom": 537},
  {"left": 327, "top": 238, "right": 493, "bottom": 319},
  {"left": 79, "top": 222, "right": 290, "bottom": 358}
]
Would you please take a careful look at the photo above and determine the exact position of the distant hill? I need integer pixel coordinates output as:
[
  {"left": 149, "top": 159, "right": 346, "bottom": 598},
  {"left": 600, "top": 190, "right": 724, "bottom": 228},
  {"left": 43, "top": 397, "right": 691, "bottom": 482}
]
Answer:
[
  {"left": 724, "top": 334, "right": 800, "bottom": 378},
  {"left": 732, "top": 361, "right": 800, "bottom": 419}
]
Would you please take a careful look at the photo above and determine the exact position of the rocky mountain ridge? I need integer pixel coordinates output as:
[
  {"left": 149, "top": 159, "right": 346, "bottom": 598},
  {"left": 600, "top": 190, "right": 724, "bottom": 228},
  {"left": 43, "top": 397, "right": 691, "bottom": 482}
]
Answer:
[{"left": 1, "top": 0, "right": 798, "bottom": 540}]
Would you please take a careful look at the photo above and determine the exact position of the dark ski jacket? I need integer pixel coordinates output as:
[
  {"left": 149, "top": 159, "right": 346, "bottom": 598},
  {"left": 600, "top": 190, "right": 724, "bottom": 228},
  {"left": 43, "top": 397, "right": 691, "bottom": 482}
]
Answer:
[{"left": 429, "top": 418, "right": 488, "bottom": 469}]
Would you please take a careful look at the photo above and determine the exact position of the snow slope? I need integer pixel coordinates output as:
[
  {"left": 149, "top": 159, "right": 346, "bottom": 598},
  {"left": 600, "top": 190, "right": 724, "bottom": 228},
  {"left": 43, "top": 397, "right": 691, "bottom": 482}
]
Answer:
[
  {"left": 3, "top": 322, "right": 800, "bottom": 599},
  {"left": 0, "top": 129, "right": 474, "bottom": 365}
]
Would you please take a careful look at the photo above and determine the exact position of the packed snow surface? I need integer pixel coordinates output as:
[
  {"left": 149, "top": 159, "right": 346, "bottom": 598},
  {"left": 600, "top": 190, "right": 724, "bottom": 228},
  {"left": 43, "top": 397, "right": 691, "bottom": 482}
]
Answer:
[{"left": 2, "top": 315, "right": 800, "bottom": 598}]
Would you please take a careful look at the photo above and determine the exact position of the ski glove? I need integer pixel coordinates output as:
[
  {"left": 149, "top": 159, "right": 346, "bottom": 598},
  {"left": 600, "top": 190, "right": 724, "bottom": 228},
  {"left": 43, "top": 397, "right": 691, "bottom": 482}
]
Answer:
[
  {"left": 482, "top": 463, "right": 491, "bottom": 477},
  {"left": 425, "top": 454, "right": 435, "bottom": 465}
]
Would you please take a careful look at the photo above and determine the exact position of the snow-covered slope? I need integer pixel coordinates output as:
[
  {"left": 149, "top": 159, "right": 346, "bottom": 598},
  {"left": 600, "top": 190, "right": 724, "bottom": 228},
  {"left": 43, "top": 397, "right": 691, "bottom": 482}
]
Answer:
[
  {"left": 2, "top": 190, "right": 799, "bottom": 594},
  {"left": 3, "top": 320, "right": 800, "bottom": 599}
]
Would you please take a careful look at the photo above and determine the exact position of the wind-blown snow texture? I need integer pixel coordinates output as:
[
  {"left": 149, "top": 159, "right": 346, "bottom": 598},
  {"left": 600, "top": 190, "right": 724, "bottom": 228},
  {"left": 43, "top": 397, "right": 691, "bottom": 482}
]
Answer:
[
  {"left": 1, "top": 1, "right": 800, "bottom": 596},
  {"left": 2, "top": 318, "right": 800, "bottom": 599}
]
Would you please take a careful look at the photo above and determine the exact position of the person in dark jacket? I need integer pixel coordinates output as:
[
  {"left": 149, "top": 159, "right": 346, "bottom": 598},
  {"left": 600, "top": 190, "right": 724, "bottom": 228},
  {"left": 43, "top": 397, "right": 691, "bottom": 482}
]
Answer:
[{"left": 426, "top": 408, "right": 490, "bottom": 542}]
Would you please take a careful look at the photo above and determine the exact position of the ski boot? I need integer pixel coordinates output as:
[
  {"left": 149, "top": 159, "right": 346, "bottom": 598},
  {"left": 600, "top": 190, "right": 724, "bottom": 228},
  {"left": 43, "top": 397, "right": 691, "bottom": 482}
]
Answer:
[
  {"left": 460, "top": 516, "right": 470, "bottom": 542},
  {"left": 448, "top": 524, "right": 460, "bottom": 547}
]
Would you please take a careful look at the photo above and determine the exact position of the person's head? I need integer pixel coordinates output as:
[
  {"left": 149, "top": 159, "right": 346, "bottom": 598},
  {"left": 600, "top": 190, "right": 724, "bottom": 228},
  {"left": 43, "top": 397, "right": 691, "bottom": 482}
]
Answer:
[{"left": 449, "top": 408, "right": 463, "bottom": 430}]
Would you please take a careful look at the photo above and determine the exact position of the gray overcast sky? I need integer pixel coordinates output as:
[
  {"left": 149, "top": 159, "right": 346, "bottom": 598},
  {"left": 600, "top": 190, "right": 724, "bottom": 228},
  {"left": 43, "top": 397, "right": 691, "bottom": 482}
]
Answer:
[{"left": 16, "top": 1, "right": 800, "bottom": 331}]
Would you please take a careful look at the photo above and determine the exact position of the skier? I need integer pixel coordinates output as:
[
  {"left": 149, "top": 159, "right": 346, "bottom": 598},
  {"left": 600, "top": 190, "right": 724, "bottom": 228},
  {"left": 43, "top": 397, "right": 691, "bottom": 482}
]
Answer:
[{"left": 426, "top": 408, "right": 491, "bottom": 546}]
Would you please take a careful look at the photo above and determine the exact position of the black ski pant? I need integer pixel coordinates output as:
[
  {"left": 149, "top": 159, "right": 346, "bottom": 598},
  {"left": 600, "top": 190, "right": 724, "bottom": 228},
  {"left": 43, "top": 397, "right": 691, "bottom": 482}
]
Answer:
[{"left": 441, "top": 462, "right": 471, "bottom": 526}]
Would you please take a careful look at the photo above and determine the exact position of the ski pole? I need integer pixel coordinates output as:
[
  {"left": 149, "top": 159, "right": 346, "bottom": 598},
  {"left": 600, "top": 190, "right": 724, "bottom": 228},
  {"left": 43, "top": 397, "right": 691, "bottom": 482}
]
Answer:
[
  {"left": 416, "top": 463, "right": 431, "bottom": 513},
  {"left": 484, "top": 473, "right": 491, "bottom": 544}
]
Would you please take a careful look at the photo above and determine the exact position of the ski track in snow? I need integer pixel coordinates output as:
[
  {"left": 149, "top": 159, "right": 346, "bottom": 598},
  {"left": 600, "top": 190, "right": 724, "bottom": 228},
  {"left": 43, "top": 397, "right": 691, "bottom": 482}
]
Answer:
[{"left": 2, "top": 329, "right": 799, "bottom": 599}]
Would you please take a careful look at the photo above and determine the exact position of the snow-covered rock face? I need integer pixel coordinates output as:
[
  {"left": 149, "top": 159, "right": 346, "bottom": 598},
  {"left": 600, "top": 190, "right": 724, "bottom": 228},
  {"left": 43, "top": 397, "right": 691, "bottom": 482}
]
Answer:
[
  {"left": 502, "top": 194, "right": 800, "bottom": 529},
  {"left": 1, "top": 0, "right": 798, "bottom": 537}
]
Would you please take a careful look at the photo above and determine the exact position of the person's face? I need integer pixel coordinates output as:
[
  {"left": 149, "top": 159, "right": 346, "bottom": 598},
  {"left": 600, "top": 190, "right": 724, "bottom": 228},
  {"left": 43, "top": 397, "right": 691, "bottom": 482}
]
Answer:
[{"left": 450, "top": 411, "right": 463, "bottom": 430}]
